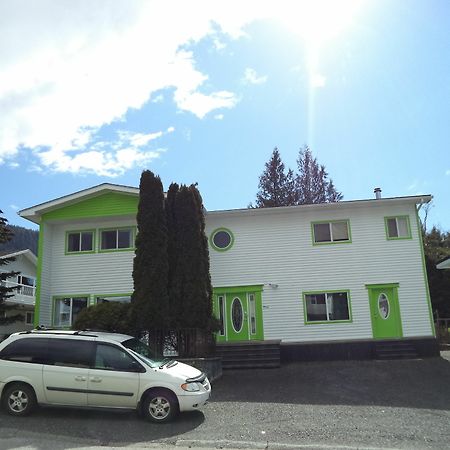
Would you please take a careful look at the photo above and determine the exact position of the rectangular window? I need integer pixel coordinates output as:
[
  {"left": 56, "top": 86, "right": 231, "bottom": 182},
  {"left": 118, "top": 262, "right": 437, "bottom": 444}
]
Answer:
[
  {"left": 95, "top": 295, "right": 131, "bottom": 305},
  {"left": 54, "top": 297, "right": 88, "bottom": 327},
  {"left": 385, "top": 216, "right": 411, "bottom": 239},
  {"left": 25, "top": 311, "right": 34, "bottom": 325},
  {"left": 304, "top": 291, "right": 351, "bottom": 323},
  {"left": 249, "top": 293, "right": 256, "bottom": 335},
  {"left": 100, "top": 228, "right": 133, "bottom": 251},
  {"left": 218, "top": 295, "right": 225, "bottom": 336},
  {"left": 67, "top": 230, "right": 94, "bottom": 253},
  {"left": 312, "top": 220, "right": 350, "bottom": 244}
]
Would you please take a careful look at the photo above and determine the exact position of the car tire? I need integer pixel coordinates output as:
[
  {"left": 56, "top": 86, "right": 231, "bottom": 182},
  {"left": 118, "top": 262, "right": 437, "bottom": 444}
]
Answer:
[
  {"left": 142, "top": 388, "right": 178, "bottom": 423},
  {"left": 1, "top": 383, "right": 37, "bottom": 417}
]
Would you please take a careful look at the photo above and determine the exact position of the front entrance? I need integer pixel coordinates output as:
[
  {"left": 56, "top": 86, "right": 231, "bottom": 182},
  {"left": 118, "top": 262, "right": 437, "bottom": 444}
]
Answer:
[
  {"left": 213, "top": 285, "right": 264, "bottom": 342},
  {"left": 366, "top": 283, "right": 403, "bottom": 339}
]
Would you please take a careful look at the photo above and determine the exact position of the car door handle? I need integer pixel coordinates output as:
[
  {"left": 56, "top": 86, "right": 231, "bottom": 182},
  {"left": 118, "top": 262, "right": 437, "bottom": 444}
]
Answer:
[
  {"left": 75, "top": 376, "right": 86, "bottom": 381},
  {"left": 90, "top": 377, "right": 102, "bottom": 383}
]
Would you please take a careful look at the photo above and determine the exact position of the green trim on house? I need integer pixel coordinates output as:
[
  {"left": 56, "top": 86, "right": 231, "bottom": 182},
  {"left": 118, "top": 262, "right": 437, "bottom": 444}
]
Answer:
[
  {"left": 302, "top": 289, "right": 353, "bottom": 325},
  {"left": 209, "top": 228, "right": 235, "bottom": 252},
  {"left": 311, "top": 219, "right": 352, "bottom": 246},
  {"left": 64, "top": 229, "right": 96, "bottom": 255},
  {"left": 384, "top": 215, "right": 412, "bottom": 240},
  {"left": 415, "top": 207, "right": 436, "bottom": 337},
  {"left": 365, "top": 283, "right": 400, "bottom": 289},
  {"left": 52, "top": 294, "right": 90, "bottom": 328},
  {"left": 33, "top": 223, "right": 45, "bottom": 327},
  {"left": 98, "top": 226, "right": 136, "bottom": 253},
  {"left": 42, "top": 192, "right": 138, "bottom": 222},
  {"left": 213, "top": 285, "right": 264, "bottom": 342},
  {"left": 93, "top": 292, "right": 133, "bottom": 305}
]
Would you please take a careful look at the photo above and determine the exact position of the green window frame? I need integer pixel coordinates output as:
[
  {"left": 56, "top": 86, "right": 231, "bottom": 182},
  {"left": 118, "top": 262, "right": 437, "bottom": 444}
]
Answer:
[
  {"left": 302, "top": 290, "right": 352, "bottom": 324},
  {"left": 385, "top": 216, "right": 412, "bottom": 240},
  {"left": 65, "top": 229, "right": 95, "bottom": 254},
  {"left": 52, "top": 295, "right": 89, "bottom": 328},
  {"left": 99, "top": 227, "right": 135, "bottom": 252},
  {"left": 94, "top": 293, "right": 132, "bottom": 305},
  {"left": 210, "top": 228, "right": 234, "bottom": 252},
  {"left": 311, "top": 220, "right": 351, "bottom": 245}
]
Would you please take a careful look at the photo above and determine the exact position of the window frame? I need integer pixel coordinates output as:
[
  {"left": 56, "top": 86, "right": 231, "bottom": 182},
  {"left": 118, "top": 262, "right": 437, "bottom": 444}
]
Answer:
[
  {"left": 311, "top": 220, "right": 352, "bottom": 245},
  {"left": 209, "top": 227, "right": 234, "bottom": 252},
  {"left": 25, "top": 311, "right": 34, "bottom": 325},
  {"left": 65, "top": 229, "right": 96, "bottom": 255},
  {"left": 94, "top": 293, "right": 132, "bottom": 305},
  {"left": 99, "top": 227, "right": 135, "bottom": 253},
  {"left": 302, "top": 290, "right": 353, "bottom": 325},
  {"left": 52, "top": 295, "right": 89, "bottom": 328},
  {"left": 384, "top": 216, "right": 412, "bottom": 240}
]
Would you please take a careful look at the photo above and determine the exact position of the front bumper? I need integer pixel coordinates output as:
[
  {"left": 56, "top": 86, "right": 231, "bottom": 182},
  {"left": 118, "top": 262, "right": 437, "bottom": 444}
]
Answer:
[{"left": 178, "top": 389, "right": 210, "bottom": 412}]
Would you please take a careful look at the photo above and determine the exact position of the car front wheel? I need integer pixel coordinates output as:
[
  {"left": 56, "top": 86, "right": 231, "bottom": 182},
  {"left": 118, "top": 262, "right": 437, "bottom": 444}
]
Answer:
[
  {"left": 2, "top": 383, "right": 37, "bottom": 416},
  {"left": 142, "top": 389, "right": 178, "bottom": 423}
]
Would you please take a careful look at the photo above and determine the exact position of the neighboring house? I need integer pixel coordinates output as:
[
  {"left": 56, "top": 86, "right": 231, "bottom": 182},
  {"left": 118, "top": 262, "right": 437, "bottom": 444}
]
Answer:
[
  {"left": 436, "top": 258, "right": 450, "bottom": 270},
  {"left": 0, "top": 249, "right": 37, "bottom": 338},
  {"left": 18, "top": 183, "right": 437, "bottom": 359}
]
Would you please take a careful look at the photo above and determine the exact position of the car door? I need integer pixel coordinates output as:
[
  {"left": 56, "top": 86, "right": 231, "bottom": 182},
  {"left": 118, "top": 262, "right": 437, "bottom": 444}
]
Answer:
[
  {"left": 87, "top": 342, "right": 142, "bottom": 408},
  {"left": 42, "top": 338, "right": 94, "bottom": 406}
]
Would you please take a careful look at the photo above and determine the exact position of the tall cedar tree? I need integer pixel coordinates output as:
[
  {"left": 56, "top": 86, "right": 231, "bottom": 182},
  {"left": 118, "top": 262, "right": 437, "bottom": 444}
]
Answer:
[
  {"left": 296, "top": 146, "right": 343, "bottom": 204},
  {"left": 0, "top": 211, "right": 23, "bottom": 324},
  {"left": 165, "top": 182, "right": 179, "bottom": 326},
  {"left": 131, "top": 171, "right": 169, "bottom": 330},
  {"left": 423, "top": 226, "right": 450, "bottom": 317},
  {"left": 169, "top": 185, "right": 213, "bottom": 329},
  {"left": 255, "top": 148, "right": 296, "bottom": 207}
]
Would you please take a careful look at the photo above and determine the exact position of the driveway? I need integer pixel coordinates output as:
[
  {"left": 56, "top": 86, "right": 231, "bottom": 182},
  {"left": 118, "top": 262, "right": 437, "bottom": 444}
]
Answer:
[{"left": 0, "top": 355, "right": 449, "bottom": 449}]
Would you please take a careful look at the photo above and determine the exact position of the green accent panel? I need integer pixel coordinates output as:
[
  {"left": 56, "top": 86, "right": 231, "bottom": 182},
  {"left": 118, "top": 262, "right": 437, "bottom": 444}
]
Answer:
[
  {"left": 98, "top": 226, "right": 136, "bottom": 253},
  {"left": 64, "top": 229, "right": 96, "bottom": 255},
  {"left": 213, "top": 285, "right": 264, "bottom": 342},
  {"left": 302, "top": 290, "right": 353, "bottom": 325},
  {"left": 384, "top": 215, "right": 412, "bottom": 240},
  {"left": 367, "top": 285, "right": 403, "bottom": 339},
  {"left": 209, "top": 227, "right": 235, "bottom": 252},
  {"left": 415, "top": 208, "right": 436, "bottom": 337},
  {"left": 42, "top": 192, "right": 138, "bottom": 222},
  {"left": 33, "top": 223, "right": 45, "bottom": 327},
  {"left": 311, "top": 219, "right": 352, "bottom": 246}
]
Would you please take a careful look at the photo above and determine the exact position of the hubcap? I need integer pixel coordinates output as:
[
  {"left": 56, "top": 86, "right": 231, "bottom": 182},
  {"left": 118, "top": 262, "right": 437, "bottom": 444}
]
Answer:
[
  {"left": 149, "top": 396, "right": 170, "bottom": 419},
  {"left": 8, "top": 390, "right": 28, "bottom": 412}
]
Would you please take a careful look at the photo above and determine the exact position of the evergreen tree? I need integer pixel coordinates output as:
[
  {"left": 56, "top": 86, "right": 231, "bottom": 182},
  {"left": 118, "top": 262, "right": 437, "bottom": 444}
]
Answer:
[
  {"left": 295, "top": 146, "right": 343, "bottom": 204},
  {"left": 131, "top": 171, "right": 169, "bottom": 331},
  {"left": 423, "top": 226, "right": 450, "bottom": 317},
  {"left": 170, "top": 185, "right": 212, "bottom": 329},
  {"left": 0, "top": 211, "right": 23, "bottom": 325},
  {"left": 255, "top": 148, "right": 294, "bottom": 207}
]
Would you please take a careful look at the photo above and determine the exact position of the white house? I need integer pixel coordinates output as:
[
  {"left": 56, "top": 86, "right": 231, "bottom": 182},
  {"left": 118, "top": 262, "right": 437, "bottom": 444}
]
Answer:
[
  {"left": 0, "top": 249, "right": 37, "bottom": 338},
  {"left": 18, "top": 183, "right": 438, "bottom": 360}
]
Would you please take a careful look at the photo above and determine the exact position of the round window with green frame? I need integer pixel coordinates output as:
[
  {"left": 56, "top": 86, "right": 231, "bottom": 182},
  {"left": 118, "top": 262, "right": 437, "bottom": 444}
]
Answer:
[{"left": 210, "top": 228, "right": 234, "bottom": 252}]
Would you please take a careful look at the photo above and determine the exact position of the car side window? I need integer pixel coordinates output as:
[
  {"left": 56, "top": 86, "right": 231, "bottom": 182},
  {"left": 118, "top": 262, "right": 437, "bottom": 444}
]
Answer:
[
  {"left": 46, "top": 339, "right": 94, "bottom": 368},
  {"left": 94, "top": 343, "right": 142, "bottom": 372},
  {"left": 0, "top": 337, "right": 49, "bottom": 364}
]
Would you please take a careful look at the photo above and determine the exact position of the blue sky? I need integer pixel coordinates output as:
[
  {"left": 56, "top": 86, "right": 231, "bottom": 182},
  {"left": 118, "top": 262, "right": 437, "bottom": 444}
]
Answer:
[{"left": 0, "top": 0, "right": 449, "bottom": 231}]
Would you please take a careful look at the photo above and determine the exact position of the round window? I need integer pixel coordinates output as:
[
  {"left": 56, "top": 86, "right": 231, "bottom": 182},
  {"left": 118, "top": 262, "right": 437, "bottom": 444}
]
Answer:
[
  {"left": 231, "top": 297, "right": 243, "bottom": 332},
  {"left": 210, "top": 228, "right": 234, "bottom": 251},
  {"left": 378, "top": 293, "right": 390, "bottom": 319}
]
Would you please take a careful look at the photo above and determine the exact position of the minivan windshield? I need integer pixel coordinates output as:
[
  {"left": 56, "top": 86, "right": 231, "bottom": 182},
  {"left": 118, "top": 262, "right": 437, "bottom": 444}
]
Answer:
[{"left": 121, "top": 337, "right": 161, "bottom": 368}]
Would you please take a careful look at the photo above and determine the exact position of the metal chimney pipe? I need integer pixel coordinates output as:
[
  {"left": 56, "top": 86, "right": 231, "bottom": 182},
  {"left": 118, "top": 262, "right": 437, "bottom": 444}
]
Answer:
[{"left": 374, "top": 187, "right": 382, "bottom": 199}]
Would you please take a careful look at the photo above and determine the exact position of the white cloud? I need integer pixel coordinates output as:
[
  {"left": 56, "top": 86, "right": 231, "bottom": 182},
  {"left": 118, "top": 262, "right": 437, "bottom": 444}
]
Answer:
[
  {"left": 214, "top": 114, "right": 224, "bottom": 120},
  {"left": 213, "top": 39, "right": 227, "bottom": 50},
  {"left": 310, "top": 73, "right": 326, "bottom": 88},
  {"left": 1, "top": 1, "right": 358, "bottom": 174},
  {"left": 446, "top": 170, "right": 450, "bottom": 176},
  {"left": 10, "top": 204, "right": 19, "bottom": 211},
  {"left": 243, "top": 68, "right": 268, "bottom": 85}
]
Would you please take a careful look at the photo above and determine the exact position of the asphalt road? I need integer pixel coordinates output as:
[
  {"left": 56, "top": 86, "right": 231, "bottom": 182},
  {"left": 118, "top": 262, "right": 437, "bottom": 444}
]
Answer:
[{"left": 0, "top": 353, "right": 449, "bottom": 450}]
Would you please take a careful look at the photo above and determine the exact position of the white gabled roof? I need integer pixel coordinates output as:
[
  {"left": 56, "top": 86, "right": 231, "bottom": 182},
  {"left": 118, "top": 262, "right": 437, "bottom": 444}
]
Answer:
[
  {"left": 0, "top": 249, "right": 37, "bottom": 266},
  {"left": 437, "top": 258, "right": 450, "bottom": 270},
  {"left": 19, "top": 183, "right": 139, "bottom": 224}
]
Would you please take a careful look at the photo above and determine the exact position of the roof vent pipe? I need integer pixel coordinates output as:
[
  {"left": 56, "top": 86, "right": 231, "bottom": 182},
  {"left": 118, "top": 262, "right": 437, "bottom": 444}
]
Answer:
[{"left": 374, "top": 187, "right": 382, "bottom": 199}]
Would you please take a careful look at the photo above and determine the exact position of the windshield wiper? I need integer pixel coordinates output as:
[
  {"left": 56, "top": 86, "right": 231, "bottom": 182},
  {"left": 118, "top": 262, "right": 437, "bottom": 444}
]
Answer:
[{"left": 159, "top": 358, "right": 178, "bottom": 369}]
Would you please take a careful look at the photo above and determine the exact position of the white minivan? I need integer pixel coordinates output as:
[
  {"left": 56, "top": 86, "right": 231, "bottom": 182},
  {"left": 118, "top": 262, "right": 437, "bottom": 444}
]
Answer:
[{"left": 0, "top": 330, "right": 211, "bottom": 422}]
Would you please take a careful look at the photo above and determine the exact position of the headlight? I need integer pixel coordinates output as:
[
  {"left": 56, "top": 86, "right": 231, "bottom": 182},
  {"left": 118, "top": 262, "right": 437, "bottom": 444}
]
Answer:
[{"left": 181, "top": 382, "right": 200, "bottom": 392}]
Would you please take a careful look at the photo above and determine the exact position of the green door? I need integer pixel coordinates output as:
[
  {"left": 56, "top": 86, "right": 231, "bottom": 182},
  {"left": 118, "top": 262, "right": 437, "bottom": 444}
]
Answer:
[
  {"left": 213, "top": 286, "right": 264, "bottom": 342},
  {"left": 367, "top": 284, "right": 403, "bottom": 339}
]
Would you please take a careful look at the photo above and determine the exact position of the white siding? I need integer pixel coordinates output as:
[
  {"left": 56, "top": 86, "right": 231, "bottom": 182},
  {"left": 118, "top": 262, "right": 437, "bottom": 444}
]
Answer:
[
  {"left": 207, "top": 202, "right": 433, "bottom": 343},
  {"left": 41, "top": 218, "right": 135, "bottom": 326}
]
